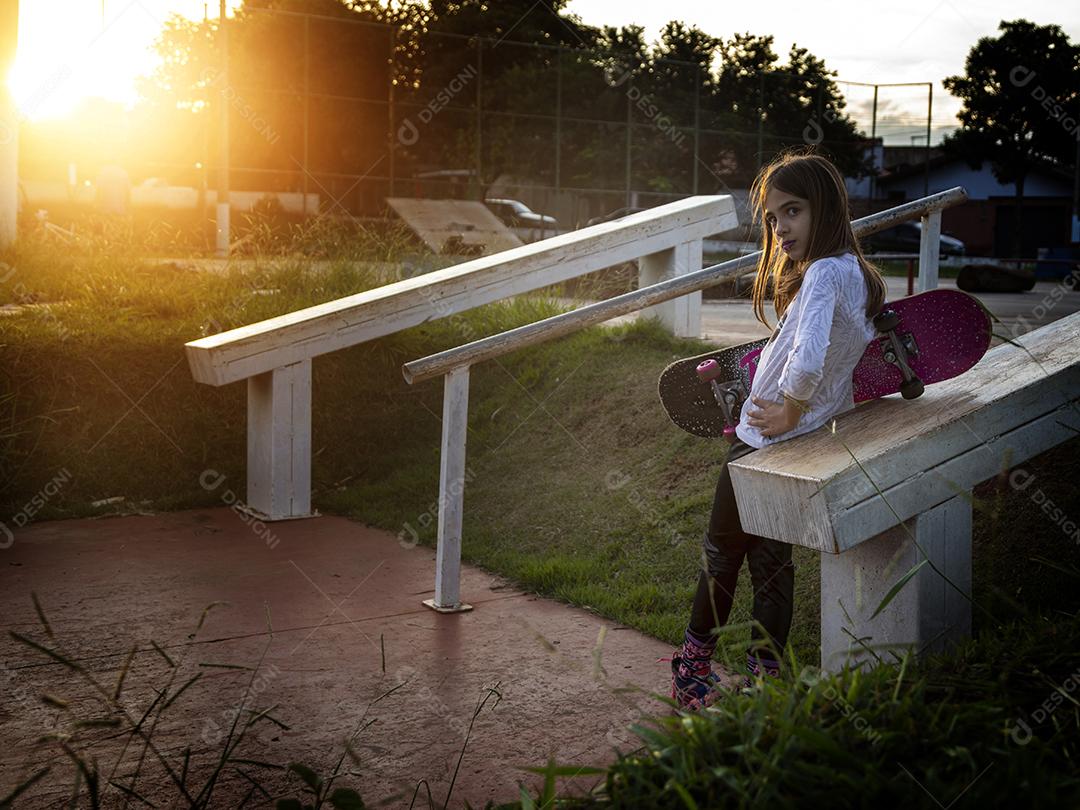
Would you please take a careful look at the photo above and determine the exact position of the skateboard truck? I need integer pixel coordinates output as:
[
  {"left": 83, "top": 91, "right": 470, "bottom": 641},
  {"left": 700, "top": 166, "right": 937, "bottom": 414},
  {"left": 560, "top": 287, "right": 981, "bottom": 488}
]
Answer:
[
  {"left": 873, "top": 308, "right": 925, "bottom": 399},
  {"left": 695, "top": 358, "right": 744, "bottom": 441}
]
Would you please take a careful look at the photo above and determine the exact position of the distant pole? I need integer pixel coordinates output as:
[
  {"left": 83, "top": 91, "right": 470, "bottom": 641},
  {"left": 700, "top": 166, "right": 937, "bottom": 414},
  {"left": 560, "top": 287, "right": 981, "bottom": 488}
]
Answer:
[
  {"left": 386, "top": 24, "right": 394, "bottom": 199},
  {"left": 870, "top": 84, "right": 878, "bottom": 201},
  {"left": 1072, "top": 135, "right": 1079, "bottom": 243},
  {"left": 199, "top": 2, "right": 209, "bottom": 216},
  {"left": 756, "top": 71, "right": 765, "bottom": 170},
  {"left": 924, "top": 82, "right": 932, "bottom": 198},
  {"left": 625, "top": 77, "right": 632, "bottom": 208},
  {"left": 215, "top": 0, "right": 230, "bottom": 257},
  {"left": 692, "top": 65, "right": 700, "bottom": 194},
  {"left": 475, "top": 39, "right": 482, "bottom": 200},
  {"left": 0, "top": 0, "right": 18, "bottom": 249},
  {"left": 303, "top": 14, "right": 310, "bottom": 218},
  {"left": 554, "top": 47, "right": 562, "bottom": 195}
]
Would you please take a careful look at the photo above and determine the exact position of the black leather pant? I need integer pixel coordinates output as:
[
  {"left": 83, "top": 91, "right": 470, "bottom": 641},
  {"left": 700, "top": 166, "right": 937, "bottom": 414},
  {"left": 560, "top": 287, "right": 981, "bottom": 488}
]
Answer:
[{"left": 688, "top": 437, "right": 795, "bottom": 660}]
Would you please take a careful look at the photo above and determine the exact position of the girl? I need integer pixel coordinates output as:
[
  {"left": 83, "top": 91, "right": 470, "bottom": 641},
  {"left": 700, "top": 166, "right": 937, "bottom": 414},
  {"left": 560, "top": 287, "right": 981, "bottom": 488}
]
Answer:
[{"left": 670, "top": 151, "right": 888, "bottom": 710}]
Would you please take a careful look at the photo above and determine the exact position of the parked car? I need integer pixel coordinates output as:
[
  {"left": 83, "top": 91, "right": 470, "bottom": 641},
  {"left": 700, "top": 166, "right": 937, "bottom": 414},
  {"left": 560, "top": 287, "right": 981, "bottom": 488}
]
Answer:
[
  {"left": 863, "top": 221, "right": 966, "bottom": 257},
  {"left": 484, "top": 198, "right": 559, "bottom": 231},
  {"left": 585, "top": 206, "right": 648, "bottom": 227}
]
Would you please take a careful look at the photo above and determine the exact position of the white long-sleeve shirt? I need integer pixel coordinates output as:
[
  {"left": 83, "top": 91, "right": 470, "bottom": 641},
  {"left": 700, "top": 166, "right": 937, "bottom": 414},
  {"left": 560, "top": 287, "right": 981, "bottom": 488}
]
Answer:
[{"left": 735, "top": 252, "right": 878, "bottom": 449}]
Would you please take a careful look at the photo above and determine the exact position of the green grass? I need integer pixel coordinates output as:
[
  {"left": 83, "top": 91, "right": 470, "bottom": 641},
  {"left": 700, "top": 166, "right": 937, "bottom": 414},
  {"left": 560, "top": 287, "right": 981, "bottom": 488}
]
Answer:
[{"left": 551, "top": 605, "right": 1080, "bottom": 807}]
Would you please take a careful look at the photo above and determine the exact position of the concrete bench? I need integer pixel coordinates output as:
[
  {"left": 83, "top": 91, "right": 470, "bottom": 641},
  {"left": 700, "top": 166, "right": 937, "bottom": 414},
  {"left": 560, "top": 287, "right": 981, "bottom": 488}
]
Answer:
[{"left": 728, "top": 311, "right": 1080, "bottom": 671}]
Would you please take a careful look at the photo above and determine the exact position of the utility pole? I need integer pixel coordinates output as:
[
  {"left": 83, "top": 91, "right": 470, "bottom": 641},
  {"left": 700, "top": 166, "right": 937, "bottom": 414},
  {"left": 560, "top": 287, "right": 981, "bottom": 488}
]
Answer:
[{"left": 0, "top": 0, "right": 18, "bottom": 249}]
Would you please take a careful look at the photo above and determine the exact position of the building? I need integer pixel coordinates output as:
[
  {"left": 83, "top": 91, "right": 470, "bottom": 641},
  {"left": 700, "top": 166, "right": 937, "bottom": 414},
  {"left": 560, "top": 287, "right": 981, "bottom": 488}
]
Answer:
[{"left": 875, "top": 150, "right": 1074, "bottom": 258}]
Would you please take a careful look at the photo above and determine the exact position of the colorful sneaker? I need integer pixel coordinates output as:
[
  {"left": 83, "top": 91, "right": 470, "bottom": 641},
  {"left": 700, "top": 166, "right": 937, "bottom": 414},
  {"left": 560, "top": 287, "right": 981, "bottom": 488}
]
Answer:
[
  {"left": 740, "top": 652, "right": 781, "bottom": 692},
  {"left": 666, "top": 651, "right": 723, "bottom": 710}
]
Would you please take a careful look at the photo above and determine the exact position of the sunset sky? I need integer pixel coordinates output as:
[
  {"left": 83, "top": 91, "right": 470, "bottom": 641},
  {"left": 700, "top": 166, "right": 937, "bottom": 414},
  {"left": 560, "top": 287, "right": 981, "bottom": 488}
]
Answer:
[
  {"left": 8, "top": 1, "right": 243, "bottom": 119},
  {"left": 7, "top": 0, "right": 1080, "bottom": 144}
]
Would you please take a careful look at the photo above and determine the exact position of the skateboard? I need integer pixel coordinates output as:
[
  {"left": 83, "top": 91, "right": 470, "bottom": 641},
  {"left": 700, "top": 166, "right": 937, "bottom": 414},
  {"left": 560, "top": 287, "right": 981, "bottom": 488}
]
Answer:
[{"left": 658, "top": 288, "right": 992, "bottom": 439}]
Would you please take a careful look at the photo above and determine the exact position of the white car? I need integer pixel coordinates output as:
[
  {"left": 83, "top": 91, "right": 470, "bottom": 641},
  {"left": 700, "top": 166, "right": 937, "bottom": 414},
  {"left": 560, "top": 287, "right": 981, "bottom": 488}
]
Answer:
[{"left": 484, "top": 198, "right": 559, "bottom": 231}]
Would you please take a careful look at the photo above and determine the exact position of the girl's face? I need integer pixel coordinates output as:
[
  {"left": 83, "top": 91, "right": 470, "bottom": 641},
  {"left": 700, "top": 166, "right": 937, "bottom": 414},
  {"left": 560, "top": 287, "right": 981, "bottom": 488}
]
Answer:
[{"left": 763, "top": 186, "right": 813, "bottom": 263}]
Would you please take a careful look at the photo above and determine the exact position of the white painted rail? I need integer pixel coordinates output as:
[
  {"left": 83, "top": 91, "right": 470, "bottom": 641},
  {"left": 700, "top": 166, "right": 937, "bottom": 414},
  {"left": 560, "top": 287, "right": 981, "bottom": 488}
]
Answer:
[
  {"left": 184, "top": 195, "right": 738, "bottom": 521},
  {"left": 404, "top": 189, "right": 968, "bottom": 611},
  {"left": 730, "top": 312, "right": 1080, "bottom": 670}
]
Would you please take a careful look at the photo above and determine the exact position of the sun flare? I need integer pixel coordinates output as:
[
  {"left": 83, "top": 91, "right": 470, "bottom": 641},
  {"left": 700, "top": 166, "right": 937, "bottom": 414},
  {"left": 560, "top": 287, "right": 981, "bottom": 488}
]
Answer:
[{"left": 7, "top": 1, "right": 243, "bottom": 121}]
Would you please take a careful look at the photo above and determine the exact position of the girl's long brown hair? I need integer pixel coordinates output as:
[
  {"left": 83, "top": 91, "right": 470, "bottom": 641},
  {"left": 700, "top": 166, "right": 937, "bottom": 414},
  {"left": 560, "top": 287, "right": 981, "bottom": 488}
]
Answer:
[{"left": 748, "top": 150, "right": 886, "bottom": 329}]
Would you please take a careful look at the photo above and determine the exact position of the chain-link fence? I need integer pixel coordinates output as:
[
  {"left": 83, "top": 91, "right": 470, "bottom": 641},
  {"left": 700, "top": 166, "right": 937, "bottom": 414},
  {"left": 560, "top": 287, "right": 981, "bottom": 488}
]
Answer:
[{"left": 22, "top": 6, "right": 938, "bottom": 236}]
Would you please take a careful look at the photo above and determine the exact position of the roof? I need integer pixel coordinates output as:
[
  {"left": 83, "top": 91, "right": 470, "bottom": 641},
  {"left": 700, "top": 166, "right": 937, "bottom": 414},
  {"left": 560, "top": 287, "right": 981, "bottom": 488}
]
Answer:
[{"left": 878, "top": 152, "right": 1073, "bottom": 186}]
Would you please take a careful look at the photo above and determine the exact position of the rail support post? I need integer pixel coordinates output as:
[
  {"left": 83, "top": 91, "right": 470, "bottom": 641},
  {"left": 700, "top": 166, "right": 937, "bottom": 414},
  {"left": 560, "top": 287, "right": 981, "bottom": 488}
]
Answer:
[
  {"left": 246, "top": 359, "right": 315, "bottom": 521},
  {"left": 425, "top": 364, "right": 474, "bottom": 613},
  {"left": 917, "top": 209, "right": 942, "bottom": 292},
  {"left": 820, "top": 493, "right": 972, "bottom": 673},
  {"left": 638, "top": 239, "right": 702, "bottom": 337}
]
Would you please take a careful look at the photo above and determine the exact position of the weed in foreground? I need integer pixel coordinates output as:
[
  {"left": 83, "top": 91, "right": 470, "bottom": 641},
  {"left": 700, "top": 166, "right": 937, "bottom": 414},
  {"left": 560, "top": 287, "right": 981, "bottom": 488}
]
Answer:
[{"left": 2, "top": 593, "right": 509, "bottom": 809}]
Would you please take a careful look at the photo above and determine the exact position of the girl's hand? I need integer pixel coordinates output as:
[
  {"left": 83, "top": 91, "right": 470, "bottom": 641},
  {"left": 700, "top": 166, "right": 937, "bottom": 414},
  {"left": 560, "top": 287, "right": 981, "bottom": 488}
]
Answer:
[{"left": 745, "top": 395, "right": 802, "bottom": 438}]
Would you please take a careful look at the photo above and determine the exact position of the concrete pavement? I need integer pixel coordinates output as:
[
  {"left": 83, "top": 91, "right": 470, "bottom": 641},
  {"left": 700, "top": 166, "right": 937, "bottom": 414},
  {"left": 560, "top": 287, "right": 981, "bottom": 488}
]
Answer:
[{"left": 0, "top": 509, "right": 686, "bottom": 807}]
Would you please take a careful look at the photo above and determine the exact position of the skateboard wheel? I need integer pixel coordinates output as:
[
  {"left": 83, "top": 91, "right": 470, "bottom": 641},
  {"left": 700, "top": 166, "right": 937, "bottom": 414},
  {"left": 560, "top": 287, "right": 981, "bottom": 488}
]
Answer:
[
  {"left": 696, "top": 358, "right": 722, "bottom": 382},
  {"left": 722, "top": 425, "right": 736, "bottom": 441},
  {"left": 900, "top": 377, "right": 925, "bottom": 399},
  {"left": 873, "top": 309, "right": 899, "bottom": 332}
]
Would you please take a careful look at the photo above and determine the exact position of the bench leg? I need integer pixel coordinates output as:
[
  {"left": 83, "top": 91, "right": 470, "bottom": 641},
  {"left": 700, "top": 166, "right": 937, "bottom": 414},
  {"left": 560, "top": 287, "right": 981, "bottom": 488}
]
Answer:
[
  {"left": 424, "top": 365, "right": 473, "bottom": 613},
  {"left": 246, "top": 359, "right": 315, "bottom": 521},
  {"left": 638, "top": 239, "right": 702, "bottom": 337},
  {"left": 820, "top": 493, "right": 972, "bottom": 672}
]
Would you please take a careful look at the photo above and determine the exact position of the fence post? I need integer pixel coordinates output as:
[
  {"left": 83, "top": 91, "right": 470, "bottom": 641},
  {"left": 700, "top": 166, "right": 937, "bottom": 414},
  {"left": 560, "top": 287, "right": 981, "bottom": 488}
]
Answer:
[
  {"left": 215, "top": 0, "right": 230, "bottom": 257},
  {"left": 425, "top": 365, "right": 474, "bottom": 613},
  {"left": 303, "top": 14, "right": 310, "bottom": 218},
  {"left": 475, "top": 39, "right": 483, "bottom": 197},
  {"left": 692, "top": 65, "right": 700, "bottom": 195},
  {"left": 555, "top": 46, "right": 562, "bottom": 194},
  {"left": 246, "top": 359, "right": 314, "bottom": 521},
  {"left": 387, "top": 24, "right": 395, "bottom": 199},
  {"left": 625, "top": 72, "right": 633, "bottom": 208},
  {"left": 918, "top": 209, "right": 941, "bottom": 292}
]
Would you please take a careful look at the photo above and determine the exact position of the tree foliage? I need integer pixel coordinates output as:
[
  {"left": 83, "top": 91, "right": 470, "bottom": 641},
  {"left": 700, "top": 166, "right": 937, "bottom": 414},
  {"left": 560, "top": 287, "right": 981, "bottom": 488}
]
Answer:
[
  {"left": 942, "top": 19, "right": 1080, "bottom": 253},
  {"left": 135, "top": 0, "right": 868, "bottom": 199},
  {"left": 943, "top": 19, "right": 1079, "bottom": 182}
]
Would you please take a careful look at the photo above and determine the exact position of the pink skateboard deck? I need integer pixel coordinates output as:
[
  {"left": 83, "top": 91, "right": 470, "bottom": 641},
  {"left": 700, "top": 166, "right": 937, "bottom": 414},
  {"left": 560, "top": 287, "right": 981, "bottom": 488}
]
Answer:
[{"left": 658, "top": 288, "right": 992, "bottom": 439}]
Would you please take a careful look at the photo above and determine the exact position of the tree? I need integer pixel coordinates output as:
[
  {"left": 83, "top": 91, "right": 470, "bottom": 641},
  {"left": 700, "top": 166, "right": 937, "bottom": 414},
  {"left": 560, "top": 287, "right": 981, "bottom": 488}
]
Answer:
[
  {"left": 134, "top": 0, "right": 867, "bottom": 211},
  {"left": 406, "top": 0, "right": 600, "bottom": 186},
  {"left": 706, "top": 33, "right": 866, "bottom": 187},
  {"left": 943, "top": 19, "right": 1080, "bottom": 256},
  {"left": 137, "top": 0, "right": 421, "bottom": 195},
  {"left": 628, "top": 22, "right": 719, "bottom": 194}
]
